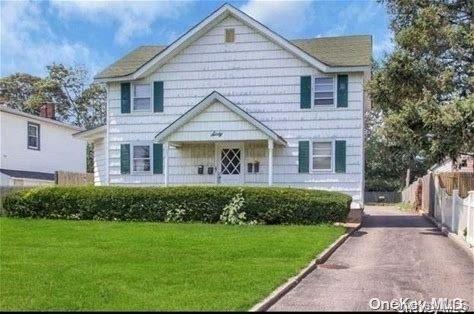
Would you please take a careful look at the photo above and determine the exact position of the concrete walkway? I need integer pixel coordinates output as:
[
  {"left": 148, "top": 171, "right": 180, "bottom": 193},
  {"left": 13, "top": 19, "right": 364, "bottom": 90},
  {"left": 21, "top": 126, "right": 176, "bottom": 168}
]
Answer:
[{"left": 269, "top": 206, "right": 474, "bottom": 311}]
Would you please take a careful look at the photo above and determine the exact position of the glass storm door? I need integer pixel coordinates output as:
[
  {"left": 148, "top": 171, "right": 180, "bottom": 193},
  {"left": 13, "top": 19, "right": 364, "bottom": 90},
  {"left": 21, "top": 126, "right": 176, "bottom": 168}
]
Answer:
[{"left": 215, "top": 143, "right": 244, "bottom": 184}]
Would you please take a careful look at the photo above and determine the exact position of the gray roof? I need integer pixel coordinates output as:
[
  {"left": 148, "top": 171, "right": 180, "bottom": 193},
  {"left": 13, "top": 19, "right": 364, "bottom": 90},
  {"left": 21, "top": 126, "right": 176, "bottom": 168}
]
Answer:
[
  {"left": 95, "top": 45, "right": 167, "bottom": 79},
  {"left": 0, "top": 169, "right": 55, "bottom": 181},
  {"left": 292, "top": 35, "right": 372, "bottom": 67},
  {"left": 0, "top": 106, "right": 84, "bottom": 131},
  {"left": 95, "top": 35, "right": 372, "bottom": 79}
]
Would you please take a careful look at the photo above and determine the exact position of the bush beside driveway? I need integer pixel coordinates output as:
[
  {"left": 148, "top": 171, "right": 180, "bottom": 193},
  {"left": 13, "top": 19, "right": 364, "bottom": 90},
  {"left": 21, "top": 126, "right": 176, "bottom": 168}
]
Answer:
[{"left": 3, "top": 186, "right": 351, "bottom": 224}]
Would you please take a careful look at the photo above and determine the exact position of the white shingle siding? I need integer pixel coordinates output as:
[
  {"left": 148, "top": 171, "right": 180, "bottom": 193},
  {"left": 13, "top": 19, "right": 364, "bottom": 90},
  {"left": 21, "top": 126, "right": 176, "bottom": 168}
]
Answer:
[
  {"left": 105, "top": 17, "right": 365, "bottom": 201},
  {"left": 93, "top": 138, "right": 106, "bottom": 185},
  {"left": 0, "top": 109, "right": 86, "bottom": 176}
]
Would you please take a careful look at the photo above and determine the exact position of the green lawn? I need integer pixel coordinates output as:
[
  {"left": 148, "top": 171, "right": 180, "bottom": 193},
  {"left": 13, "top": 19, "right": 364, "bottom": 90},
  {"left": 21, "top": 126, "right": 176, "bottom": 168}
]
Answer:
[{"left": 0, "top": 218, "right": 344, "bottom": 311}]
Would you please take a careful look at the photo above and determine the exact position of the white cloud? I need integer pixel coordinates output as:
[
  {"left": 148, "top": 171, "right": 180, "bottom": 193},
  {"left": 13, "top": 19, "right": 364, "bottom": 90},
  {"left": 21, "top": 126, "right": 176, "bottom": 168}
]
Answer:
[
  {"left": 0, "top": 0, "right": 102, "bottom": 77},
  {"left": 50, "top": 0, "right": 193, "bottom": 45},
  {"left": 240, "top": 0, "right": 315, "bottom": 36}
]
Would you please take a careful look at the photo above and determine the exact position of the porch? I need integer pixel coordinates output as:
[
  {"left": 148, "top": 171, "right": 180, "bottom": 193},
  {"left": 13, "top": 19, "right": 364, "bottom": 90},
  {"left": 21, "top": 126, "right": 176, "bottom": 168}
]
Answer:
[
  {"left": 162, "top": 140, "right": 277, "bottom": 186},
  {"left": 154, "top": 91, "right": 287, "bottom": 186}
]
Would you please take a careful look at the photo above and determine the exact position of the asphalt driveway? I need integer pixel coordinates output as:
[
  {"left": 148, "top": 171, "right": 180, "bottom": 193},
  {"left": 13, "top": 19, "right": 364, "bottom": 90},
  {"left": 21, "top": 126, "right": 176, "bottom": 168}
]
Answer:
[{"left": 269, "top": 205, "right": 474, "bottom": 311}]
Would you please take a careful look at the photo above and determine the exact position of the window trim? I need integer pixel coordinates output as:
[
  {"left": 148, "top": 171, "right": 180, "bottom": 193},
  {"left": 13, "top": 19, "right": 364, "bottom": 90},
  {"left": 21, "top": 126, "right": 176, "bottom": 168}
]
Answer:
[
  {"left": 27, "top": 122, "right": 40, "bottom": 151},
  {"left": 225, "top": 28, "right": 235, "bottom": 43},
  {"left": 131, "top": 82, "right": 153, "bottom": 113},
  {"left": 311, "top": 140, "right": 334, "bottom": 172},
  {"left": 312, "top": 75, "right": 337, "bottom": 108},
  {"left": 130, "top": 143, "right": 153, "bottom": 174}
]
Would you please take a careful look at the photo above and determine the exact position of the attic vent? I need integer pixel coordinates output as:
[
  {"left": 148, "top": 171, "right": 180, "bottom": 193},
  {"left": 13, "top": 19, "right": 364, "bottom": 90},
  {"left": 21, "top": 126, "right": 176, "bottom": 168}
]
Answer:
[{"left": 225, "top": 28, "right": 235, "bottom": 43}]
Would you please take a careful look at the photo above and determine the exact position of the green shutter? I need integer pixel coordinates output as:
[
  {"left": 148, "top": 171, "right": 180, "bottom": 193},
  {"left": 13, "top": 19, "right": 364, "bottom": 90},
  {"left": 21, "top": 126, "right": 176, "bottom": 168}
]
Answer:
[
  {"left": 335, "top": 140, "right": 346, "bottom": 173},
  {"left": 120, "top": 144, "right": 130, "bottom": 174},
  {"left": 121, "top": 83, "right": 131, "bottom": 113},
  {"left": 153, "top": 81, "right": 164, "bottom": 112},
  {"left": 153, "top": 143, "right": 163, "bottom": 174},
  {"left": 337, "top": 75, "right": 348, "bottom": 108},
  {"left": 298, "top": 141, "right": 310, "bottom": 173},
  {"left": 300, "top": 76, "right": 311, "bottom": 109}
]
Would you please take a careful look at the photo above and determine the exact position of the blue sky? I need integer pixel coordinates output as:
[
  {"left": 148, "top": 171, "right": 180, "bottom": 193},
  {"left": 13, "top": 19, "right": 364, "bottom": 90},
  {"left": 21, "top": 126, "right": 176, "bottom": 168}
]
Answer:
[{"left": 1, "top": 0, "right": 393, "bottom": 78}]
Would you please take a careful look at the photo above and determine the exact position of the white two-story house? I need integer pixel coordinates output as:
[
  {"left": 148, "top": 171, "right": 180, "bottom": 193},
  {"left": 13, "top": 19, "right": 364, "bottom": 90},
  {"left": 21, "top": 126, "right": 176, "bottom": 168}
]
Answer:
[
  {"left": 76, "top": 4, "right": 371, "bottom": 206},
  {"left": 0, "top": 104, "right": 86, "bottom": 186}
]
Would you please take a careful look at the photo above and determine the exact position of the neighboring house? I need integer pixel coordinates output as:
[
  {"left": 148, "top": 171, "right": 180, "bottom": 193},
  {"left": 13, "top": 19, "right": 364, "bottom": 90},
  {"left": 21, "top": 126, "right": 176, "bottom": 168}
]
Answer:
[
  {"left": 430, "top": 153, "right": 474, "bottom": 173},
  {"left": 76, "top": 4, "right": 371, "bottom": 206},
  {"left": 0, "top": 104, "right": 86, "bottom": 186}
]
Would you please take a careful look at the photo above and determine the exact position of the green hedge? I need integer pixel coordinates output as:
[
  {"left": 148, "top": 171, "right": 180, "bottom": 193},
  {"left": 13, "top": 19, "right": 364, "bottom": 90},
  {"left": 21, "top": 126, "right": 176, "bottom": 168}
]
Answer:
[{"left": 2, "top": 186, "right": 351, "bottom": 225}]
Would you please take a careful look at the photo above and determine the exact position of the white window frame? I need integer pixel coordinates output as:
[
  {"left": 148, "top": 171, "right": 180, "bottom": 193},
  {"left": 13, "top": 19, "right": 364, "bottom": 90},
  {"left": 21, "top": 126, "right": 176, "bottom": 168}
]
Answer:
[
  {"left": 311, "top": 140, "right": 334, "bottom": 172},
  {"left": 312, "top": 75, "right": 337, "bottom": 108},
  {"left": 130, "top": 143, "right": 153, "bottom": 174},
  {"left": 27, "top": 122, "right": 40, "bottom": 150},
  {"left": 131, "top": 82, "right": 153, "bottom": 112}
]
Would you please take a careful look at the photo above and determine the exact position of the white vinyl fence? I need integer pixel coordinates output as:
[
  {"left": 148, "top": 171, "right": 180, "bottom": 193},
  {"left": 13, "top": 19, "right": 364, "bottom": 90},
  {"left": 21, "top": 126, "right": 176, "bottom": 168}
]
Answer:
[{"left": 434, "top": 185, "right": 474, "bottom": 246}]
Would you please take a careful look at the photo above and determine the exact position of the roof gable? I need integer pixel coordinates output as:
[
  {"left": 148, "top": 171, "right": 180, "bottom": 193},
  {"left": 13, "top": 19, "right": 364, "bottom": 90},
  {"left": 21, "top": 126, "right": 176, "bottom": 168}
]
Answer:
[
  {"left": 154, "top": 91, "right": 286, "bottom": 145},
  {"left": 95, "top": 4, "right": 371, "bottom": 81},
  {"left": 0, "top": 106, "right": 84, "bottom": 131}
]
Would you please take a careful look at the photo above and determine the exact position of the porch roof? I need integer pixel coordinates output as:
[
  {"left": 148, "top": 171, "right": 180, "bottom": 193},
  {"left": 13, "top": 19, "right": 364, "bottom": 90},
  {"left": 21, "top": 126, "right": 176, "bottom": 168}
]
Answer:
[{"left": 154, "top": 91, "right": 287, "bottom": 146}]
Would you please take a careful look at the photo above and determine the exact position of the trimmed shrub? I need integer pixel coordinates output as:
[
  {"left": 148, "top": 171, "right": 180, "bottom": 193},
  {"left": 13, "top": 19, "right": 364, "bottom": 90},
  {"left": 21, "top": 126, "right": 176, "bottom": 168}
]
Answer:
[{"left": 2, "top": 186, "right": 351, "bottom": 225}]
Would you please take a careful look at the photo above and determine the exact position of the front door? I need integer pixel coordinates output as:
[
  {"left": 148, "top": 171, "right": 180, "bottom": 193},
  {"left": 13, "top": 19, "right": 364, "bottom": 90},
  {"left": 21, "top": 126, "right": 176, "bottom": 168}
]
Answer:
[{"left": 215, "top": 142, "right": 244, "bottom": 184}]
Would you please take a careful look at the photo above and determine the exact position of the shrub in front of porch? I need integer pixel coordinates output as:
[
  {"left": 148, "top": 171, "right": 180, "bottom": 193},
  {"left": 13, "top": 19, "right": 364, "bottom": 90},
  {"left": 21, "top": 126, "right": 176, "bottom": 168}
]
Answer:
[{"left": 3, "top": 186, "right": 351, "bottom": 224}]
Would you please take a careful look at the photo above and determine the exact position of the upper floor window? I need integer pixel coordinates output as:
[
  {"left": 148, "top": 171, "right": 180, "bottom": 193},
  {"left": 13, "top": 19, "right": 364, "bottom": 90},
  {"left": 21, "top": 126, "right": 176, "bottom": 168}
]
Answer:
[
  {"left": 314, "top": 77, "right": 335, "bottom": 106},
  {"left": 27, "top": 122, "right": 40, "bottom": 150},
  {"left": 132, "top": 145, "right": 151, "bottom": 172},
  {"left": 133, "top": 84, "right": 151, "bottom": 111},
  {"left": 312, "top": 141, "right": 332, "bottom": 171},
  {"left": 225, "top": 28, "right": 235, "bottom": 42}
]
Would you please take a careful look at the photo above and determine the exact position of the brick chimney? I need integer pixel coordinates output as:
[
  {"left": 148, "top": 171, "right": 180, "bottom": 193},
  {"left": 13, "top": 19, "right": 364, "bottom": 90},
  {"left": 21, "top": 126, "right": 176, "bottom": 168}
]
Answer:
[{"left": 39, "top": 103, "right": 55, "bottom": 120}]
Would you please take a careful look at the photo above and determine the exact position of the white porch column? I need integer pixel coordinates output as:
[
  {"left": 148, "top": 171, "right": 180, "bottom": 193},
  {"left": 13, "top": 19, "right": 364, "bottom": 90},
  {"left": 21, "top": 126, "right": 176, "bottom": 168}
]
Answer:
[
  {"left": 164, "top": 142, "right": 169, "bottom": 186},
  {"left": 268, "top": 139, "right": 274, "bottom": 186}
]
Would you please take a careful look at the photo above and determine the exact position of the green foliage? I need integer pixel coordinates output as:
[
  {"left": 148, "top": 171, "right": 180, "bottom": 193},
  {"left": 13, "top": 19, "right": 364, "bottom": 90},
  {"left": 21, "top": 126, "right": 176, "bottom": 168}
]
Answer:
[
  {"left": 0, "top": 73, "right": 41, "bottom": 114},
  {"left": 164, "top": 206, "right": 186, "bottom": 223},
  {"left": 219, "top": 188, "right": 249, "bottom": 225},
  {"left": 86, "top": 143, "right": 94, "bottom": 174},
  {"left": 25, "top": 63, "right": 107, "bottom": 128},
  {"left": 3, "top": 186, "right": 352, "bottom": 225},
  {"left": 368, "top": 0, "right": 474, "bottom": 170}
]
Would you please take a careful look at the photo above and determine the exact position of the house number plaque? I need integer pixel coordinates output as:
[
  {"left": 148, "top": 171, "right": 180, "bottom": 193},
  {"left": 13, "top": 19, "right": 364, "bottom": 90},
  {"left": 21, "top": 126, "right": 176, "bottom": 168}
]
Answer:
[{"left": 210, "top": 131, "right": 223, "bottom": 137}]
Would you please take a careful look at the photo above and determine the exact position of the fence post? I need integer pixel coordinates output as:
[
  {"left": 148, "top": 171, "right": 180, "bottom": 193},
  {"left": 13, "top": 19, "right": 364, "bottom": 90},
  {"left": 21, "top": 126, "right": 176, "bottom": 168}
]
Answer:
[
  {"left": 467, "top": 192, "right": 473, "bottom": 246},
  {"left": 440, "top": 178, "right": 444, "bottom": 227},
  {"left": 451, "top": 190, "right": 457, "bottom": 233}
]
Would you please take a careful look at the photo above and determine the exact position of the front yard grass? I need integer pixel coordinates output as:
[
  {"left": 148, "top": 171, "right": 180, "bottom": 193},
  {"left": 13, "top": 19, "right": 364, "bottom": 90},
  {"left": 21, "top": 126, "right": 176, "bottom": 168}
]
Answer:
[{"left": 0, "top": 218, "right": 344, "bottom": 311}]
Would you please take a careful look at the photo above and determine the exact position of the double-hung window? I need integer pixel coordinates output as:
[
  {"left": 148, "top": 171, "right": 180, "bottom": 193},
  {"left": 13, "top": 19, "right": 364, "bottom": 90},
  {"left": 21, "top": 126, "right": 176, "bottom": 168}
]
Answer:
[
  {"left": 312, "top": 141, "right": 332, "bottom": 171},
  {"left": 27, "top": 122, "right": 40, "bottom": 150},
  {"left": 132, "top": 145, "right": 151, "bottom": 172},
  {"left": 314, "top": 77, "right": 335, "bottom": 106},
  {"left": 133, "top": 84, "right": 151, "bottom": 111}
]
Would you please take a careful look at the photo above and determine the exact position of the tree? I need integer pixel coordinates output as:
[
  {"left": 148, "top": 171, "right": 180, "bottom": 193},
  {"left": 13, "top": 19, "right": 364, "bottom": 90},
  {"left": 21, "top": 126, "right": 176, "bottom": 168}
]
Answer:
[
  {"left": 0, "top": 73, "right": 41, "bottom": 114},
  {"left": 368, "top": 0, "right": 474, "bottom": 177},
  {"left": 27, "top": 63, "right": 106, "bottom": 128},
  {"left": 365, "top": 107, "right": 427, "bottom": 191},
  {"left": 0, "top": 64, "right": 106, "bottom": 172}
]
